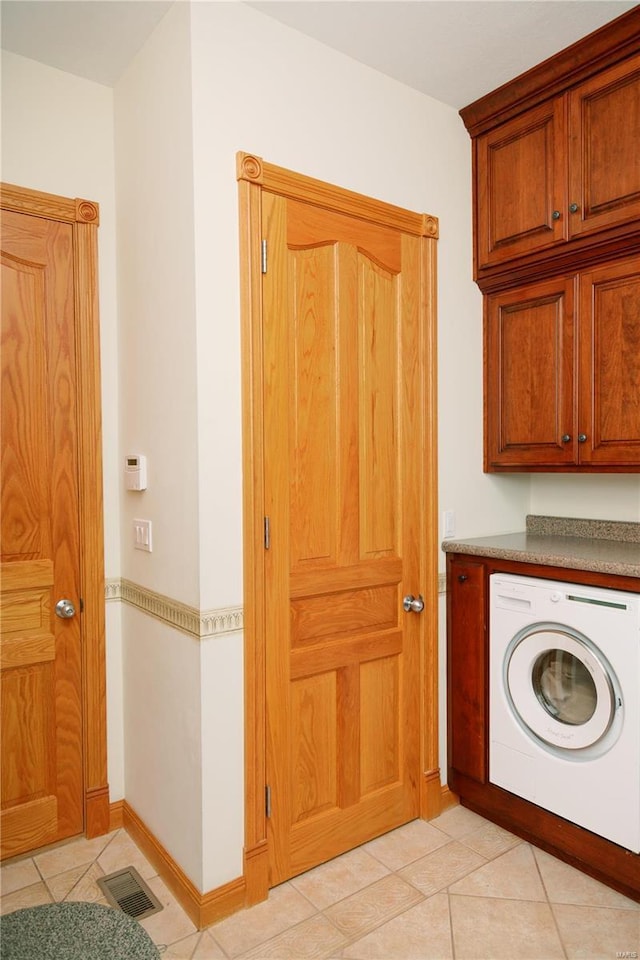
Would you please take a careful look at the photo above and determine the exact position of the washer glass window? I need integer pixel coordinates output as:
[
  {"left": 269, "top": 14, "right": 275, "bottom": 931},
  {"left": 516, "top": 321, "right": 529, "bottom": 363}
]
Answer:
[
  {"left": 532, "top": 650, "right": 597, "bottom": 726},
  {"left": 505, "top": 625, "right": 623, "bottom": 756}
]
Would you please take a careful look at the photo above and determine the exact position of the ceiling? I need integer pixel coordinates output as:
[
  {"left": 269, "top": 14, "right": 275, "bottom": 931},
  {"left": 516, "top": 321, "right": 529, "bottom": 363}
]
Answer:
[{"left": 1, "top": 1, "right": 637, "bottom": 107}]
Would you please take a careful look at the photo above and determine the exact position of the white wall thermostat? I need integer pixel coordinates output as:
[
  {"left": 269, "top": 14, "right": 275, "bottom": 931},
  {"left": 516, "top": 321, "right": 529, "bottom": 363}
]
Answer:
[{"left": 125, "top": 454, "right": 147, "bottom": 491}]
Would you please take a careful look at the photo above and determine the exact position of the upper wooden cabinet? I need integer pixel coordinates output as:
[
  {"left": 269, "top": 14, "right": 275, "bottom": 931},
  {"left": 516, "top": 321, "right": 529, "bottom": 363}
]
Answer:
[
  {"left": 579, "top": 256, "right": 640, "bottom": 468},
  {"left": 477, "top": 98, "right": 566, "bottom": 268},
  {"left": 463, "top": 8, "right": 640, "bottom": 473},
  {"left": 569, "top": 54, "right": 640, "bottom": 241},
  {"left": 485, "top": 254, "right": 640, "bottom": 472},
  {"left": 475, "top": 52, "right": 640, "bottom": 273}
]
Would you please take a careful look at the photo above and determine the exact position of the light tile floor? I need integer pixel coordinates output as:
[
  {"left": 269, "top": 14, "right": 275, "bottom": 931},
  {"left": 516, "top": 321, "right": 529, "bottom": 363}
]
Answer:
[{"left": 1, "top": 806, "right": 638, "bottom": 959}]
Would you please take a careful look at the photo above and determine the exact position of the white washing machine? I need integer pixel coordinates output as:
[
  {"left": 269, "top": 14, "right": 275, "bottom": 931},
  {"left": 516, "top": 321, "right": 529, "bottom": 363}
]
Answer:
[{"left": 490, "top": 573, "right": 640, "bottom": 853}]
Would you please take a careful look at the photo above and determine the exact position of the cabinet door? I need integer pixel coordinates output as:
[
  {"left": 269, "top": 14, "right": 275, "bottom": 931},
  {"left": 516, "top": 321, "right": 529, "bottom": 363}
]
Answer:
[
  {"left": 568, "top": 53, "right": 640, "bottom": 239},
  {"left": 485, "top": 276, "right": 577, "bottom": 470},
  {"left": 579, "top": 255, "right": 640, "bottom": 466},
  {"left": 476, "top": 98, "right": 567, "bottom": 269},
  {"left": 447, "top": 559, "right": 487, "bottom": 784}
]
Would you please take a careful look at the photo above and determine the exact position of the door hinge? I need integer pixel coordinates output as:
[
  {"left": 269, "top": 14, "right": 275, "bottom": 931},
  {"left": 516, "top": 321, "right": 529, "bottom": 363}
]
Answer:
[
  {"left": 264, "top": 516, "right": 271, "bottom": 550},
  {"left": 261, "top": 239, "right": 268, "bottom": 274},
  {"left": 265, "top": 784, "right": 272, "bottom": 819}
]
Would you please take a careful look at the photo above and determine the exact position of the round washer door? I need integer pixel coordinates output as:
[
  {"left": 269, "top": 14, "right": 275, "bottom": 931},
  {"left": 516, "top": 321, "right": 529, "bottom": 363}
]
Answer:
[{"left": 505, "top": 625, "right": 621, "bottom": 754}]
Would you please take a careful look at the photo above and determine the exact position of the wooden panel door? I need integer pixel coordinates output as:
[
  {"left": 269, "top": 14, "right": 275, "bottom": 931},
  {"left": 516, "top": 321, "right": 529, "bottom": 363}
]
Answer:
[
  {"left": 485, "top": 275, "right": 577, "bottom": 470},
  {"left": 578, "top": 255, "right": 640, "bottom": 466},
  {"left": 568, "top": 53, "right": 640, "bottom": 239},
  {"left": 1, "top": 209, "right": 84, "bottom": 858},
  {"left": 262, "top": 192, "right": 429, "bottom": 884},
  {"left": 476, "top": 98, "right": 567, "bottom": 269}
]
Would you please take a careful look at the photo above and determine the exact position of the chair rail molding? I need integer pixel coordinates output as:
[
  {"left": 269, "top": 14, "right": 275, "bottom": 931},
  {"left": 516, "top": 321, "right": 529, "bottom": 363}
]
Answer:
[{"left": 104, "top": 579, "right": 243, "bottom": 640}]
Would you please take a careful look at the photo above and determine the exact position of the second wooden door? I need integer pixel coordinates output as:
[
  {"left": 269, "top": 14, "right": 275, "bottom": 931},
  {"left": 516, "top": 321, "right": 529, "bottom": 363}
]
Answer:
[
  {"left": 1, "top": 207, "right": 84, "bottom": 858},
  {"left": 262, "top": 188, "right": 435, "bottom": 884}
]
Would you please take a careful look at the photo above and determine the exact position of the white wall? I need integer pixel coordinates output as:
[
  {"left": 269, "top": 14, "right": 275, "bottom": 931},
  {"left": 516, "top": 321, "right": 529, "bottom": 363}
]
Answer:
[
  {"left": 188, "top": 1, "right": 530, "bottom": 887},
  {"left": 1, "top": 50, "right": 124, "bottom": 798},
  {"left": 530, "top": 475, "right": 640, "bottom": 522},
  {"left": 114, "top": 2, "right": 205, "bottom": 885},
  {"left": 122, "top": 608, "right": 203, "bottom": 884},
  {"left": 115, "top": 2, "right": 200, "bottom": 606}
]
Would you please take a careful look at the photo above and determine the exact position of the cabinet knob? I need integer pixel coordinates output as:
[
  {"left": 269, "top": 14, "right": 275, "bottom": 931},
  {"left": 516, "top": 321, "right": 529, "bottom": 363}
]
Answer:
[
  {"left": 569, "top": 202, "right": 580, "bottom": 213},
  {"left": 458, "top": 574, "right": 469, "bottom": 583},
  {"left": 561, "top": 434, "right": 571, "bottom": 443},
  {"left": 578, "top": 433, "right": 587, "bottom": 443},
  {"left": 551, "top": 210, "right": 561, "bottom": 221}
]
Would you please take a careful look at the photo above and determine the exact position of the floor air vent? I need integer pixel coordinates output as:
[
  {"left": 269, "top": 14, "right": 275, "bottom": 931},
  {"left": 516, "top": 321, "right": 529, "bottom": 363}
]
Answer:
[{"left": 97, "top": 866, "right": 163, "bottom": 920}]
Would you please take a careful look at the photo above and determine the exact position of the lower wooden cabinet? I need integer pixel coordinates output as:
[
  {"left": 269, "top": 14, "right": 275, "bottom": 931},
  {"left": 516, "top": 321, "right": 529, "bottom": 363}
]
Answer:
[
  {"left": 446, "top": 553, "right": 640, "bottom": 902},
  {"left": 446, "top": 559, "right": 487, "bottom": 784},
  {"left": 485, "top": 254, "right": 640, "bottom": 472}
]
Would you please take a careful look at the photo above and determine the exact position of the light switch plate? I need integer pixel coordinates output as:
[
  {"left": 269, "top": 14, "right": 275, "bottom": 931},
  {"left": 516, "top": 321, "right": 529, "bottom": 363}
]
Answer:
[{"left": 133, "top": 519, "right": 152, "bottom": 552}]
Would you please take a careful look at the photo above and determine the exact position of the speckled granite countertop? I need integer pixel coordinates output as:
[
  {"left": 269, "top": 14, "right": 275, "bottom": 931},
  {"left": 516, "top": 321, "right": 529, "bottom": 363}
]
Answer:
[{"left": 442, "top": 515, "right": 640, "bottom": 579}]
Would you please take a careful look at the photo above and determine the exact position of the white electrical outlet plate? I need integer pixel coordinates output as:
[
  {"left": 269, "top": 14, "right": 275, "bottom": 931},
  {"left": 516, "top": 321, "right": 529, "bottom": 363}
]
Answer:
[
  {"left": 443, "top": 510, "right": 456, "bottom": 539},
  {"left": 133, "top": 519, "right": 152, "bottom": 552}
]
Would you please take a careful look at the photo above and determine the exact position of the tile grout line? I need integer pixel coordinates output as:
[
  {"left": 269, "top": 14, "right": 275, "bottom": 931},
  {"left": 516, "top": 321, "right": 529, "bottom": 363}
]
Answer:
[
  {"left": 446, "top": 889, "right": 457, "bottom": 960},
  {"left": 530, "top": 846, "right": 570, "bottom": 960},
  {"left": 4, "top": 820, "right": 638, "bottom": 957}
]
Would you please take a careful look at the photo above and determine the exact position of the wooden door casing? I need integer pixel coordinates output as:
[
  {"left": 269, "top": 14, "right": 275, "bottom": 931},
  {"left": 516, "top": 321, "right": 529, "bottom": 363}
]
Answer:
[
  {"left": 238, "top": 154, "right": 439, "bottom": 901},
  {"left": 0, "top": 184, "right": 108, "bottom": 857}
]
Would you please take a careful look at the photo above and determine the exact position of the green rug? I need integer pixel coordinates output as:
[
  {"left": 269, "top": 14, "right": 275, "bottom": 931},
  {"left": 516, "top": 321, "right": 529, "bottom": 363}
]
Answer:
[{"left": 0, "top": 901, "right": 161, "bottom": 959}]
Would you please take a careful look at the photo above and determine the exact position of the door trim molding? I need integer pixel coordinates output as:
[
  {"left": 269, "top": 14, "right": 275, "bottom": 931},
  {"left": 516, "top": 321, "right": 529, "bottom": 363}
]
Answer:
[
  {"left": 1, "top": 182, "right": 109, "bottom": 839},
  {"left": 237, "top": 152, "right": 439, "bottom": 239},
  {"left": 237, "top": 154, "right": 440, "bottom": 906}
]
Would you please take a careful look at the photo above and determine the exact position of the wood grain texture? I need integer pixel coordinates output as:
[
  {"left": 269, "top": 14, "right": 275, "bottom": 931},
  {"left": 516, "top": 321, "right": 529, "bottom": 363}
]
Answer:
[
  {"left": 446, "top": 558, "right": 487, "bottom": 785},
  {"left": 263, "top": 197, "right": 427, "bottom": 884},
  {"left": 568, "top": 54, "right": 640, "bottom": 238},
  {"left": 467, "top": 36, "right": 640, "bottom": 292},
  {"left": 360, "top": 655, "right": 399, "bottom": 793},
  {"left": 359, "top": 256, "right": 398, "bottom": 556},
  {"left": 1, "top": 184, "right": 107, "bottom": 857},
  {"left": 1, "top": 182, "right": 99, "bottom": 225},
  {"left": 289, "top": 243, "right": 338, "bottom": 568},
  {"left": 73, "top": 216, "right": 108, "bottom": 836},
  {"left": 485, "top": 257, "right": 640, "bottom": 472},
  {"left": 1, "top": 210, "right": 83, "bottom": 857},
  {"left": 237, "top": 152, "right": 438, "bottom": 238},
  {"left": 0, "top": 797, "right": 58, "bottom": 860},
  {"left": 476, "top": 98, "right": 567, "bottom": 268},
  {"left": 238, "top": 177, "right": 269, "bottom": 907},
  {"left": 419, "top": 233, "right": 440, "bottom": 819},
  {"left": 239, "top": 154, "right": 439, "bottom": 896},
  {"left": 291, "top": 585, "right": 397, "bottom": 645},
  {"left": 579, "top": 255, "right": 640, "bottom": 465},
  {"left": 485, "top": 275, "right": 577, "bottom": 469}
]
